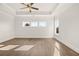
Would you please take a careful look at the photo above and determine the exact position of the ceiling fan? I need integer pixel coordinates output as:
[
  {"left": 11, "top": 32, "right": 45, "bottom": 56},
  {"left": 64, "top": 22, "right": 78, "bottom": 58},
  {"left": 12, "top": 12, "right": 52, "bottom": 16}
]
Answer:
[{"left": 20, "top": 3, "right": 39, "bottom": 13}]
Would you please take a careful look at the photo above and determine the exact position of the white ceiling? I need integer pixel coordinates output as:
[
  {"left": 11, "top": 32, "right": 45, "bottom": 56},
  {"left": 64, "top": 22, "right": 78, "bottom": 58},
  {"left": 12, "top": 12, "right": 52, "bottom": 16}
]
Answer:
[{"left": 6, "top": 3, "right": 59, "bottom": 15}]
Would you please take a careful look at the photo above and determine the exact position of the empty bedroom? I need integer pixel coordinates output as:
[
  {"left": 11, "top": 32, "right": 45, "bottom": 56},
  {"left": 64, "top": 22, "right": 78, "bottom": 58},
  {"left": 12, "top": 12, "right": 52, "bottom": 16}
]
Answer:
[{"left": 0, "top": 3, "right": 79, "bottom": 56}]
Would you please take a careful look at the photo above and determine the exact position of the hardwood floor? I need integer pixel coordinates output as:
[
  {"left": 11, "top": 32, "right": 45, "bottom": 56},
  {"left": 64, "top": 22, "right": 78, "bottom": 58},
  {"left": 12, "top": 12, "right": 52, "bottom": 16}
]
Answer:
[{"left": 0, "top": 38, "right": 78, "bottom": 56}]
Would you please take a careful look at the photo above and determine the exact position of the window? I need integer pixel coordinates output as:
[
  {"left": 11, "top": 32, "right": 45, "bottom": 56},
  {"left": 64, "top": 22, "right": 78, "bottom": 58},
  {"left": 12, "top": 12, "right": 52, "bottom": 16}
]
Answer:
[
  {"left": 22, "top": 21, "right": 30, "bottom": 27},
  {"left": 39, "top": 21, "right": 47, "bottom": 27},
  {"left": 22, "top": 21, "right": 47, "bottom": 27},
  {"left": 55, "top": 19, "right": 59, "bottom": 35},
  {"left": 31, "top": 21, "right": 38, "bottom": 27}
]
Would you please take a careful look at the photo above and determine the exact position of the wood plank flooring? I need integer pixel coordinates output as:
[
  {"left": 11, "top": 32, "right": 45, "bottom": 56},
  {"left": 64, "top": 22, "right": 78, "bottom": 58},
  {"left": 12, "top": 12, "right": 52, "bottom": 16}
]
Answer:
[{"left": 0, "top": 38, "right": 78, "bottom": 56}]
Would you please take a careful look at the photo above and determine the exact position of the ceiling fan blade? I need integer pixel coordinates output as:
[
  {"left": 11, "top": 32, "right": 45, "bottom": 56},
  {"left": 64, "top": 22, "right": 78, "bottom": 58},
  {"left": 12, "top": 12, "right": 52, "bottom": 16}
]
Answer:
[
  {"left": 27, "top": 4, "right": 30, "bottom": 7},
  {"left": 21, "top": 3, "right": 27, "bottom": 6},
  {"left": 20, "top": 7, "right": 28, "bottom": 9},
  {"left": 30, "top": 3, "right": 34, "bottom": 6},
  {"left": 31, "top": 7, "right": 39, "bottom": 10}
]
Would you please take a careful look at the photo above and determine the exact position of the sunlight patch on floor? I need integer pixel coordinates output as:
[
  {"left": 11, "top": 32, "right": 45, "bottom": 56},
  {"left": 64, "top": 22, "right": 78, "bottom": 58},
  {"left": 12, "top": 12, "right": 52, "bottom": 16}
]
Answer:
[
  {"left": 55, "top": 42, "right": 60, "bottom": 49},
  {"left": 15, "top": 45, "right": 34, "bottom": 51},
  {"left": 0, "top": 45, "right": 19, "bottom": 50},
  {"left": 54, "top": 42, "right": 60, "bottom": 56},
  {"left": 0, "top": 45, "right": 4, "bottom": 47}
]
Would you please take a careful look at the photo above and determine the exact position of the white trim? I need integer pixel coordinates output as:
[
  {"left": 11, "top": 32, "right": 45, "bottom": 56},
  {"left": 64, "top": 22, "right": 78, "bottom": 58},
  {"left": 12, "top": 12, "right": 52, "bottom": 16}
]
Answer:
[
  {"left": 55, "top": 37, "right": 79, "bottom": 53},
  {"left": 0, "top": 36, "right": 14, "bottom": 43},
  {"left": 15, "top": 36, "right": 53, "bottom": 38}
]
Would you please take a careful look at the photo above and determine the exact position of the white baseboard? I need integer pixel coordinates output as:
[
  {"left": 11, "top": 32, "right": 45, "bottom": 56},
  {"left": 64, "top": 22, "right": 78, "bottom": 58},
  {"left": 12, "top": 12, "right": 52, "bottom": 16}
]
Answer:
[
  {"left": 55, "top": 37, "right": 79, "bottom": 53},
  {"left": 62, "top": 40, "right": 79, "bottom": 53},
  {"left": 15, "top": 36, "right": 53, "bottom": 38},
  {"left": 0, "top": 36, "right": 15, "bottom": 43}
]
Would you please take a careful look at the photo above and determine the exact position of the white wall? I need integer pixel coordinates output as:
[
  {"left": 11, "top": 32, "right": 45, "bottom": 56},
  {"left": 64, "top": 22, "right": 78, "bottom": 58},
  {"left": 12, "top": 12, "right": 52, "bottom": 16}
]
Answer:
[
  {"left": 54, "top": 4, "right": 79, "bottom": 53},
  {"left": 0, "top": 4, "right": 15, "bottom": 43},
  {"left": 15, "top": 15, "right": 54, "bottom": 38}
]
